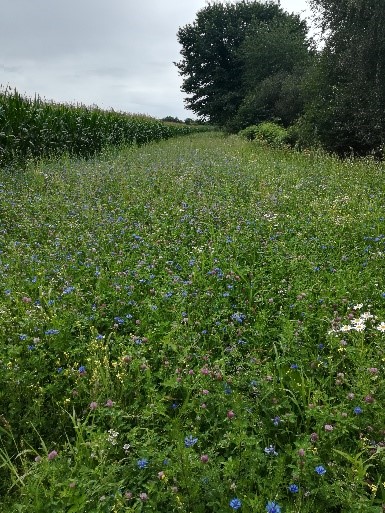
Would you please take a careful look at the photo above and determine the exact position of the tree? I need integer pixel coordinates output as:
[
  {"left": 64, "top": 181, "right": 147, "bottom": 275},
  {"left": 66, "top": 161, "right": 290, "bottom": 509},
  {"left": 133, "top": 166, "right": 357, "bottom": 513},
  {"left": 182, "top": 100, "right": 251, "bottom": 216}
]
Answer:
[
  {"left": 229, "top": 14, "right": 312, "bottom": 131},
  {"left": 302, "top": 0, "right": 385, "bottom": 155},
  {"left": 175, "top": 1, "right": 311, "bottom": 129}
]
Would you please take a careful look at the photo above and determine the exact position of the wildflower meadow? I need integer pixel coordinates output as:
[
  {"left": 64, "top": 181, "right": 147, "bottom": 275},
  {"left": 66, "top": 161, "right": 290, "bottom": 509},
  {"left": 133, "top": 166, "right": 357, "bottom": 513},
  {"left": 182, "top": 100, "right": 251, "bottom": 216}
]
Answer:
[{"left": 1, "top": 132, "right": 385, "bottom": 512}]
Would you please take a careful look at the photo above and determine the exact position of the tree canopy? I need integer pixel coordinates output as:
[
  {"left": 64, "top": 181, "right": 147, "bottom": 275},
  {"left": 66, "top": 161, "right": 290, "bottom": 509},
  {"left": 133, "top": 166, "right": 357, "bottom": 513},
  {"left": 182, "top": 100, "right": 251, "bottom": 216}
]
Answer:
[
  {"left": 299, "top": 0, "right": 385, "bottom": 155},
  {"left": 175, "top": 1, "right": 312, "bottom": 130},
  {"left": 176, "top": 0, "right": 385, "bottom": 156}
]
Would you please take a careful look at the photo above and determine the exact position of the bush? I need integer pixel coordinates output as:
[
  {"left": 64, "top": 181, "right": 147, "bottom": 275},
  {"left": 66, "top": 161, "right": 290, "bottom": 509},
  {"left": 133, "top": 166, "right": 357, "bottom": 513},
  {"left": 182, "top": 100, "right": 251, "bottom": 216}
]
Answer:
[
  {"left": 239, "top": 122, "right": 288, "bottom": 147},
  {"left": 238, "top": 125, "right": 259, "bottom": 141}
]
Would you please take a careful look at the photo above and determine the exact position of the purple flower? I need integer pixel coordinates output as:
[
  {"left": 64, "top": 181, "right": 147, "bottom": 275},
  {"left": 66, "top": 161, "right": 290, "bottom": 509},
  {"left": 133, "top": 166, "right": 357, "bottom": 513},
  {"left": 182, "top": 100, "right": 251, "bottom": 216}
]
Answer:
[{"left": 47, "top": 450, "right": 58, "bottom": 461}]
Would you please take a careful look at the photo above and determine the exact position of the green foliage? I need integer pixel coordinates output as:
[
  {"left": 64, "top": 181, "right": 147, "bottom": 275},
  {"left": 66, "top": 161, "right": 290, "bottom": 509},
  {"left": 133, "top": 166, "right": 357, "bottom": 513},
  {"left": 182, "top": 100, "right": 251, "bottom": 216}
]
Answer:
[
  {"left": 228, "top": 15, "right": 312, "bottom": 132},
  {"left": 176, "top": 1, "right": 312, "bottom": 130},
  {"left": 1, "top": 133, "right": 385, "bottom": 511},
  {"left": 238, "top": 125, "right": 260, "bottom": 141},
  {"left": 301, "top": 0, "right": 385, "bottom": 156},
  {"left": 0, "top": 87, "right": 205, "bottom": 168},
  {"left": 239, "top": 122, "right": 288, "bottom": 147}
]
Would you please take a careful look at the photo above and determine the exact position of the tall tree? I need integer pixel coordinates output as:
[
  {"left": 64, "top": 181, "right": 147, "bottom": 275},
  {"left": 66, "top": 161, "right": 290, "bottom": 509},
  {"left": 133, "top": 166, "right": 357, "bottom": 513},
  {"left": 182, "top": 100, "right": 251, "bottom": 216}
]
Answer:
[
  {"left": 304, "top": 0, "right": 385, "bottom": 155},
  {"left": 230, "top": 14, "right": 312, "bottom": 130},
  {"left": 175, "top": 1, "right": 311, "bottom": 129}
]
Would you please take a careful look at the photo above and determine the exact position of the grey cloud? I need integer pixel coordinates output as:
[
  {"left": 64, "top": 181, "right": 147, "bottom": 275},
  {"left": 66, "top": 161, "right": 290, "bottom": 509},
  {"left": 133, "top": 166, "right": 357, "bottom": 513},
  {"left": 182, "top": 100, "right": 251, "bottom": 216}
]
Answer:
[{"left": 0, "top": 0, "right": 310, "bottom": 119}]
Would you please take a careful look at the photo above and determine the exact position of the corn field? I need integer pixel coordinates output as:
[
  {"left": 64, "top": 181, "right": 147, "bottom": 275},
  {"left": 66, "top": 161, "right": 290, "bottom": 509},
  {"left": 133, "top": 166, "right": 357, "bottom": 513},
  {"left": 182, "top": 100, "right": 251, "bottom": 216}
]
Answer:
[{"left": 0, "top": 86, "right": 204, "bottom": 167}]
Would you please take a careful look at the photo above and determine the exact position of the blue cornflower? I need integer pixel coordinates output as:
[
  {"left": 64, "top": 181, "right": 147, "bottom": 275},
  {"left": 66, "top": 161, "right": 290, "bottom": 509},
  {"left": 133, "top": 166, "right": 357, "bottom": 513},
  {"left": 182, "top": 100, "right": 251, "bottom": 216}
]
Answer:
[
  {"left": 45, "top": 329, "right": 59, "bottom": 335},
  {"left": 78, "top": 365, "right": 86, "bottom": 374},
  {"left": 273, "top": 416, "right": 281, "bottom": 426},
  {"left": 315, "top": 465, "right": 326, "bottom": 475},
  {"left": 290, "top": 363, "right": 299, "bottom": 369},
  {"left": 354, "top": 406, "right": 363, "bottom": 415},
  {"left": 264, "top": 445, "right": 278, "bottom": 456},
  {"left": 229, "top": 497, "right": 242, "bottom": 509},
  {"left": 288, "top": 484, "right": 299, "bottom": 493},
  {"left": 27, "top": 345, "right": 36, "bottom": 351},
  {"left": 19, "top": 334, "right": 28, "bottom": 340},
  {"left": 114, "top": 316, "right": 125, "bottom": 325},
  {"left": 184, "top": 435, "right": 198, "bottom": 447},
  {"left": 266, "top": 501, "right": 281, "bottom": 513},
  {"left": 231, "top": 312, "right": 246, "bottom": 323},
  {"left": 137, "top": 458, "right": 148, "bottom": 469},
  {"left": 62, "top": 286, "right": 75, "bottom": 294},
  {"left": 224, "top": 383, "right": 232, "bottom": 395}
]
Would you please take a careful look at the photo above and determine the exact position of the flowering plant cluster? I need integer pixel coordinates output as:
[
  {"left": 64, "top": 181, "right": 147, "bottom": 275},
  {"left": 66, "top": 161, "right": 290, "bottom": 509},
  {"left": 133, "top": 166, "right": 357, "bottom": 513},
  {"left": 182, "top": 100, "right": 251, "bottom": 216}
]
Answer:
[{"left": 1, "top": 133, "right": 385, "bottom": 512}]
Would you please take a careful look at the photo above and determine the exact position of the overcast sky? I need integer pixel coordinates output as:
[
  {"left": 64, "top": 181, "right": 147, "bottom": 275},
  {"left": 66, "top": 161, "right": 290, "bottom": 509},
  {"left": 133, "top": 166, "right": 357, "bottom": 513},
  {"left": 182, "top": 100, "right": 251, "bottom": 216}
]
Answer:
[{"left": 1, "top": 0, "right": 312, "bottom": 119}]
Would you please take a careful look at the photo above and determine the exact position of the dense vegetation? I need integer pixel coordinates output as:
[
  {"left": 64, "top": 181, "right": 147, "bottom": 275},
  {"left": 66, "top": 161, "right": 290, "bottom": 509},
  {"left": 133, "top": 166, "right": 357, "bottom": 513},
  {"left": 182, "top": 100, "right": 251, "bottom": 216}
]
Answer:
[
  {"left": 176, "top": 1, "right": 311, "bottom": 132},
  {"left": 302, "top": 0, "right": 385, "bottom": 156},
  {"left": 1, "top": 132, "right": 385, "bottom": 512},
  {"left": 176, "top": 0, "right": 385, "bottom": 156},
  {"left": 0, "top": 87, "right": 204, "bottom": 168}
]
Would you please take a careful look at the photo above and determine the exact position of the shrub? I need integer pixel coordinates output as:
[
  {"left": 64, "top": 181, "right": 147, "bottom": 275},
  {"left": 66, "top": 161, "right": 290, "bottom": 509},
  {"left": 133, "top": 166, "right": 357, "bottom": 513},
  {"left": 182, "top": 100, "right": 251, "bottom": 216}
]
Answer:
[
  {"left": 238, "top": 125, "right": 259, "bottom": 141},
  {"left": 239, "top": 122, "right": 288, "bottom": 147}
]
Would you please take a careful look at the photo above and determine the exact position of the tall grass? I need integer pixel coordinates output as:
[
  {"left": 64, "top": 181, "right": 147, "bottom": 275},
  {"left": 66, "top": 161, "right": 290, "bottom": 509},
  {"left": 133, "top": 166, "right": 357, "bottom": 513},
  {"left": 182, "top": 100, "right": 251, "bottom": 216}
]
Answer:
[{"left": 0, "top": 86, "right": 204, "bottom": 167}]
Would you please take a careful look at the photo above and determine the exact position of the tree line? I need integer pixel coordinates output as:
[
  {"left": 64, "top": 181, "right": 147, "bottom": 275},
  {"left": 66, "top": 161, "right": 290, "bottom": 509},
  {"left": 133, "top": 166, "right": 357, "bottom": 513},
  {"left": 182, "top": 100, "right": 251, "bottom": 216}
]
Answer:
[{"left": 175, "top": 0, "right": 385, "bottom": 157}]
